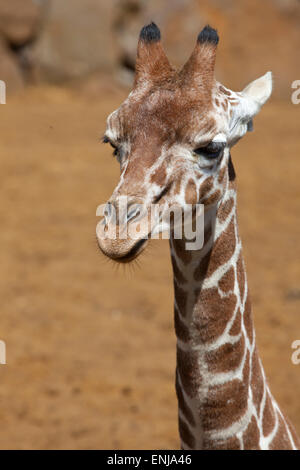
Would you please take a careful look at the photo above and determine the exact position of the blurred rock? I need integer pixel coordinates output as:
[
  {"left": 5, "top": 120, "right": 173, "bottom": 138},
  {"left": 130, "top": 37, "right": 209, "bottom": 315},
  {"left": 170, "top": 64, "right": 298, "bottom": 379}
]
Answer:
[
  {"left": 273, "top": 0, "right": 300, "bottom": 12},
  {"left": 0, "top": 38, "right": 24, "bottom": 92},
  {"left": 199, "top": 0, "right": 300, "bottom": 98},
  {"left": 32, "top": 0, "right": 118, "bottom": 83},
  {"left": 114, "top": 0, "right": 205, "bottom": 85},
  {"left": 0, "top": 0, "right": 299, "bottom": 98},
  {"left": 0, "top": 0, "right": 42, "bottom": 45},
  {"left": 286, "top": 288, "right": 300, "bottom": 301}
]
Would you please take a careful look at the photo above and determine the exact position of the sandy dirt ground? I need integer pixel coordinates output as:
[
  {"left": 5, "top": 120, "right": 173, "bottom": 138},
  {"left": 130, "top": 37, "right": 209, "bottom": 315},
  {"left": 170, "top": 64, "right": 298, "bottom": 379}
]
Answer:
[{"left": 0, "top": 84, "right": 299, "bottom": 449}]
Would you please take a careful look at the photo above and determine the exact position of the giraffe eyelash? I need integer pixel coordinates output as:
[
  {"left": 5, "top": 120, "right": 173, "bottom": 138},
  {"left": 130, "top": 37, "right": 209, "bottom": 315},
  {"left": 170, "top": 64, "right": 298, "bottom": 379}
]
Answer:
[
  {"left": 194, "top": 141, "right": 226, "bottom": 159},
  {"left": 102, "top": 135, "right": 119, "bottom": 157}
]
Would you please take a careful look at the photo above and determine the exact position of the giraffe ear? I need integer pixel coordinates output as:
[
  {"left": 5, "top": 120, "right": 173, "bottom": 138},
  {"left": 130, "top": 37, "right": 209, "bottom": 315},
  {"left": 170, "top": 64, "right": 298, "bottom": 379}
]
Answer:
[
  {"left": 242, "top": 71, "right": 273, "bottom": 114},
  {"left": 134, "top": 23, "right": 173, "bottom": 87},
  {"left": 228, "top": 73, "right": 272, "bottom": 147}
]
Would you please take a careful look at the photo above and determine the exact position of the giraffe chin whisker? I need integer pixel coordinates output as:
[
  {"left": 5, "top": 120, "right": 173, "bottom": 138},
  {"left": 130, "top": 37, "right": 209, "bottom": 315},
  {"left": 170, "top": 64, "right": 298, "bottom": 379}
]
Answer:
[{"left": 99, "top": 237, "right": 149, "bottom": 264}]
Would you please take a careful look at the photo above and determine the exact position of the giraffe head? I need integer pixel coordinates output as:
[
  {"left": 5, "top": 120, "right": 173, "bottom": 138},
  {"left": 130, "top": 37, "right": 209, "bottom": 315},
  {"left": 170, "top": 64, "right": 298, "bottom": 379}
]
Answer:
[{"left": 97, "top": 23, "right": 272, "bottom": 262}]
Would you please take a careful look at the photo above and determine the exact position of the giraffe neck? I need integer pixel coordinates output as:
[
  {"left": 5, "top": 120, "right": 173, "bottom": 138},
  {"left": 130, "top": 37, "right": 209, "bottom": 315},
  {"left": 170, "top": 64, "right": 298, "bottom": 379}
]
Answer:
[{"left": 170, "top": 174, "right": 299, "bottom": 450}]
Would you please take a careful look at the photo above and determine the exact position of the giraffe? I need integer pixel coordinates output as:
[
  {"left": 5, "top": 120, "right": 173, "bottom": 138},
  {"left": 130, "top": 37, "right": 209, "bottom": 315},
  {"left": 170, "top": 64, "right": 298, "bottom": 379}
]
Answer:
[{"left": 96, "top": 23, "right": 300, "bottom": 450}]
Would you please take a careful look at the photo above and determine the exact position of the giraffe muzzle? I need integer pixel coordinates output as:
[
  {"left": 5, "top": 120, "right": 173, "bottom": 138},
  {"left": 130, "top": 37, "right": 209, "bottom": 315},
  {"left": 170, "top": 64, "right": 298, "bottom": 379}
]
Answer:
[{"left": 96, "top": 197, "right": 150, "bottom": 263}]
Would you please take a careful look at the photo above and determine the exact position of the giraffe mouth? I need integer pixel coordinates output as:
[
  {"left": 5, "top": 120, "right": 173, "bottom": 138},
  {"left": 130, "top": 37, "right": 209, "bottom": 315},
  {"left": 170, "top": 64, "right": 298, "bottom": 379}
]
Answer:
[
  {"left": 98, "top": 237, "right": 149, "bottom": 264},
  {"left": 111, "top": 237, "right": 148, "bottom": 263}
]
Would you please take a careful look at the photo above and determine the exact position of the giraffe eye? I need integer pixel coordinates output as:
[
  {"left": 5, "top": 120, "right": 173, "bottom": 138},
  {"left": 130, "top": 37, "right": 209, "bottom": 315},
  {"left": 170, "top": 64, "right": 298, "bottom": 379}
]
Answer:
[
  {"left": 103, "top": 135, "right": 119, "bottom": 157},
  {"left": 112, "top": 147, "right": 119, "bottom": 157},
  {"left": 194, "top": 141, "right": 226, "bottom": 159}
]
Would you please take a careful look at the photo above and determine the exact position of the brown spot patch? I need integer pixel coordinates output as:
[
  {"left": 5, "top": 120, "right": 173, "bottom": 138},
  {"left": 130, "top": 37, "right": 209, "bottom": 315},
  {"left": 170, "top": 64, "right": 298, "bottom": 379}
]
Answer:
[
  {"left": 177, "top": 347, "right": 201, "bottom": 399},
  {"left": 269, "top": 413, "right": 294, "bottom": 450},
  {"left": 243, "top": 350, "right": 250, "bottom": 384},
  {"left": 205, "top": 334, "right": 245, "bottom": 374},
  {"left": 192, "top": 288, "right": 237, "bottom": 343},
  {"left": 185, "top": 179, "right": 197, "bottom": 205},
  {"left": 236, "top": 253, "right": 245, "bottom": 301},
  {"left": 218, "top": 197, "right": 234, "bottom": 223},
  {"left": 203, "top": 189, "right": 221, "bottom": 206},
  {"left": 243, "top": 294, "right": 254, "bottom": 345},
  {"left": 219, "top": 266, "right": 235, "bottom": 293},
  {"left": 243, "top": 415, "right": 260, "bottom": 449},
  {"left": 150, "top": 165, "right": 167, "bottom": 186},
  {"left": 229, "top": 309, "right": 242, "bottom": 336},
  {"left": 262, "top": 392, "right": 276, "bottom": 437},
  {"left": 251, "top": 350, "right": 264, "bottom": 414},
  {"left": 173, "top": 177, "right": 182, "bottom": 198},
  {"left": 199, "top": 176, "right": 213, "bottom": 200},
  {"left": 217, "top": 165, "right": 227, "bottom": 184},
  {"left": 202, "top": 378, "right": 248, "bottom": 431},
  {"left": 285, "top": 416, "right": 300, "bottom": 448},
  {"left": 205, "top": 217, "right": 236, "bottom": 278}
]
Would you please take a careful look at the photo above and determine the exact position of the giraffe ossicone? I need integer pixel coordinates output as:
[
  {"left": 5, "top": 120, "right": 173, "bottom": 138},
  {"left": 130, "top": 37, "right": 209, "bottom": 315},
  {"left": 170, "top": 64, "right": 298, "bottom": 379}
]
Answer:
[{"left": 96, "top": 23, "right": 299, "bottom": 450}]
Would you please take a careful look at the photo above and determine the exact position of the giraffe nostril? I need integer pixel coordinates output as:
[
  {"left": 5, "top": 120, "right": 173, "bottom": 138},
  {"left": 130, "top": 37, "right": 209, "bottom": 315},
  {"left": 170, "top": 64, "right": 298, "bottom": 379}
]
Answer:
[
  {"left": 104, "top": 202, "right": 114, "bottom": 223},
  {"left": 126, "top": 204, "right": 143, "bottom": 223},
  {"left": 105, "top": 202, "right": 113, "bottom": 216}
]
